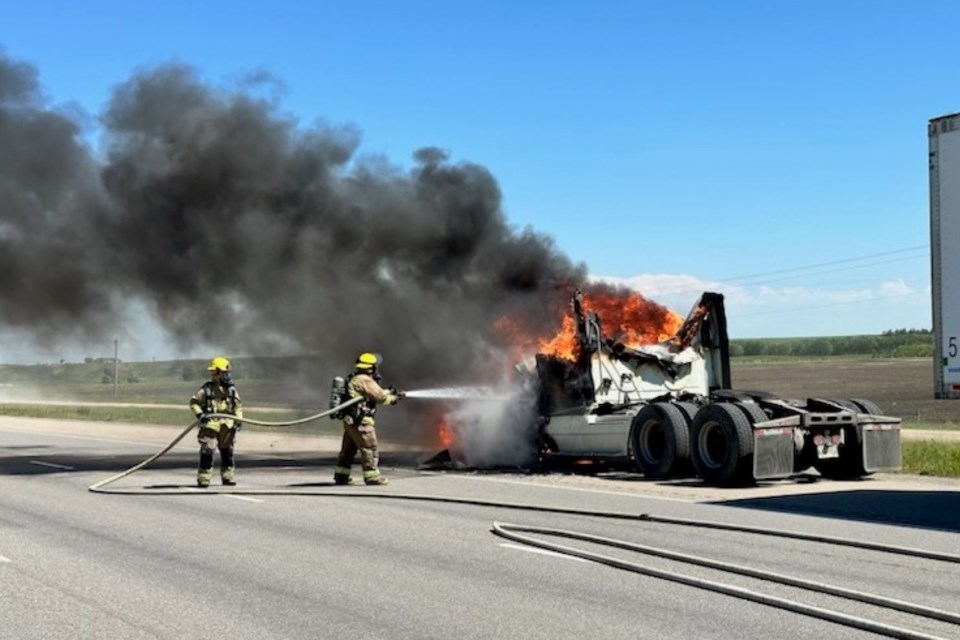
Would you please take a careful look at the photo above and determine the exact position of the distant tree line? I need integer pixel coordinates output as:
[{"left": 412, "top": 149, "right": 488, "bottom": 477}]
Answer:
[{"left": 730, "top": 329, "right": 933, "bottom": 358}]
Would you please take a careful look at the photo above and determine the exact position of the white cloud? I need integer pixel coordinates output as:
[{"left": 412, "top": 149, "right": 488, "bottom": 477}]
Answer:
[
  {"left": 879, "top": 278, "right": 914, "bottom": 296},
  {"left": 591, "top": 273, "right": 930, "bottom": 337}
]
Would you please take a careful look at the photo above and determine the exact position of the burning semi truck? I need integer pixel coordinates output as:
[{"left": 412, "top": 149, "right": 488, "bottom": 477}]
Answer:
[{"left": 526, "top": 291, "right": 902, "bottom": 485}]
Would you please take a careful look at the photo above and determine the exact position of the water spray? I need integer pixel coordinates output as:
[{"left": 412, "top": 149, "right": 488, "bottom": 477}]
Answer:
[{"left": 403, "top": 386, "right": 508, "bottom": 400}]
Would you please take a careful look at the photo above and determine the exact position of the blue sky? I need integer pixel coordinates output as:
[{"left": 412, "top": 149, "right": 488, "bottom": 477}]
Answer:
[{"left": 0, "top": 0, "right": 953, "bottom": 360}]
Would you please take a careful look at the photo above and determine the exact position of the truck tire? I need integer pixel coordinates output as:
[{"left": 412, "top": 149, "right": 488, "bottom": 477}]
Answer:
[
  {"left": 631, "top": 402, "right": 690, "bottom": 478},
  {"left": 832, "top": 399, "right": 860, "bottom": 412},
  {"left": 691, "top": 403, "right": 755, "bottom": 485},
  {"left": 850, "top": 398, "right": 883, "bottom": 416},
  {"left": 672, "top": 401, "right": 700, "bottom": 478},
  {"left": 813, "top": 399, "right": 870, "bottom": 480},
  {"left": 673, "top": 401, "right": 700, "bottom": 425},
  {"left": 733, "top": 402, "right": 769, "bottom": 426}
]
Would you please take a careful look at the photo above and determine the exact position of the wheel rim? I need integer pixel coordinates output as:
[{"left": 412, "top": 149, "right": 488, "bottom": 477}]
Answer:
[
  {"left": 640, "top": 419, "right": 666, "bottom": 463},
  {"left": 698, "top": 421, "right": 727, "bottom": 469}
]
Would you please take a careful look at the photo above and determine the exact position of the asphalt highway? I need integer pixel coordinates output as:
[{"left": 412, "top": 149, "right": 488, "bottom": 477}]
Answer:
[{"left": 2, "top": 417, "right": 959, "bottom": 640}]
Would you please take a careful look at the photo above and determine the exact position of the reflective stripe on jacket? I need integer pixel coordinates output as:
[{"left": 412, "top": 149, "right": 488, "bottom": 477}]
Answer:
[{"left": 189, "top": 381, "right": 243, "bottom": 431}]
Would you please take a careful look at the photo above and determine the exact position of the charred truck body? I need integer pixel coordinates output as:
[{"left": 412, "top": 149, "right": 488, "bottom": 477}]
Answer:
[{"left": 532, "top": 291, "right": 902, "bottom": 485}]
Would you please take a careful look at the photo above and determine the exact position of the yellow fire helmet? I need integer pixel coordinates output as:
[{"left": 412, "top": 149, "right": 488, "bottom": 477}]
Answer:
[
  {"left": 355, "top": 352, "right": 382, "bottom": 370},
  {"left": 207, "top": 356, "right": 231, "bottom": 373}
]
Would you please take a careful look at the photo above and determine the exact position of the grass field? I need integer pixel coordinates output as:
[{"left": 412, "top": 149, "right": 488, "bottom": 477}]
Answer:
[{"left": 901, "top": 441, "right": 960, "bottom": 477}]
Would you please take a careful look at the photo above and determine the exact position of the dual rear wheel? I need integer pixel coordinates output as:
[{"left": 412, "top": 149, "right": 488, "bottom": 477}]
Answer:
[
  {"left": 632, "top": 400, "right": 770, "bottom": 485},
  {"left": 634, "top": 398, "right": 881, "bottom": 484}
]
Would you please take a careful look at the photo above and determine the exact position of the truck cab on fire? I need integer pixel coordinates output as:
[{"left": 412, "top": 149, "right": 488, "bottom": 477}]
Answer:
[{"left": 530, "top": 291, "right": 902, "bottom": 485}]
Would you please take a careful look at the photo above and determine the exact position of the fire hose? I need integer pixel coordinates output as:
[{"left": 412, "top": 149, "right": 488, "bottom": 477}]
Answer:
[
  {"left": 87, "top": 395, "right": 363, "bottom": 493},
  {"left": 491, "top": 522, "right": 960, "bottom": 640},
  {"left": 85, "top": 397, "right": 960, "bottom": 640}
]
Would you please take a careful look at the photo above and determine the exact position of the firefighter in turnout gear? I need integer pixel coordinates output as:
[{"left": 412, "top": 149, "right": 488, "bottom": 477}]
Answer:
[
  {"left": 333, "top": 352, "right": 404, "bottom": 486},
  {"left": 189, "top": 356, "right": 244, "bottom": 488}
]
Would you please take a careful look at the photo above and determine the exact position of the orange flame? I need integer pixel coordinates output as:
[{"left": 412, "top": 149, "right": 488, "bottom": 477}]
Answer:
[
  {"left": 536, "top": 315, "right": 578, "bottom": 360},
  {"left": 579, "top": 290, "right": 684, "bottom": 348},
  {"left": 494, "top": 286, "right": 684, "bottom": 362},
  {"left": 437, "top": 416, "right": 455, "bottom": 448}
]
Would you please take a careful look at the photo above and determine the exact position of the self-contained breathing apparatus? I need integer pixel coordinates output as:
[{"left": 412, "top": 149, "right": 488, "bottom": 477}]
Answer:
[
  {"left": 329, "top": 375, "right": 347, "bottom": 420},
  {"left": 328, "top": 373, "right": 374, "bottom": 422},
  {"left": 328, "top": 370, "right": 401, "bottom": 421}
]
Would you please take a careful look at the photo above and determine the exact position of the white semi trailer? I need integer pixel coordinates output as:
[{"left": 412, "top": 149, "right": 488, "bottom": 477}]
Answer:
[{"left": 928, "top": 113, "right": 960, "bottom": 399}]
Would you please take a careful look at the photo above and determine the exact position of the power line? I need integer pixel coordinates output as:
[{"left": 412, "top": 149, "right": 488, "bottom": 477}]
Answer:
[
  {"left": 604, "top": 245, "right": 930, "bottom": 299},
  {"left": 717, "top": 245, "right": 929, "bottom": 283},
  {"left": 728, "top": 255, "right": 928, "bottom": 288}
]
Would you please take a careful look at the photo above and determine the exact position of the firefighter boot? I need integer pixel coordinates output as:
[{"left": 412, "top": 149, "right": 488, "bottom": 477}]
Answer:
[
  {"left": 221, "top": 448, "right": 236, "bottom": 486},
  {"left": 363, "top": 470, "right": 389, "bottom": 486},
  {"left": 333, "top": 465, "right": 354, "bottom": 485},
  {"left": 197, "top": 448, "right": 214, "bottom": 488}
]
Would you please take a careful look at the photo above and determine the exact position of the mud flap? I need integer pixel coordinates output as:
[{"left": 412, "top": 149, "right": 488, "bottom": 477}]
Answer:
[
  {"left": 862, "top": 423, "right": 902, "bottom": 472},
  {"left": 753, "top": 427, "right": 795, "bottom": 480}
]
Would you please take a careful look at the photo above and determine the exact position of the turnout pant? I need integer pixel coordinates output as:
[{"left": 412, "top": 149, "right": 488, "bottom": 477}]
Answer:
[
  {"left": 334, "top": 420, "right": 382, "bottom": 482},
  {"left": 198, "top": 425, "right": 237, "bottom": 482}
]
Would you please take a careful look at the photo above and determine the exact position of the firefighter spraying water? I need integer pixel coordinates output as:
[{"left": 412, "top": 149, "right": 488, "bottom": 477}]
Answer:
[{"left": 330, "top": 353, "right": 406, "bottom": 486}]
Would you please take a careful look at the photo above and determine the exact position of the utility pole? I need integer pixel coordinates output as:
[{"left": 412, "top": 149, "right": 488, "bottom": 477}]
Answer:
[{"left": 113, "top": 339, "right": 119, "bottom": 397}]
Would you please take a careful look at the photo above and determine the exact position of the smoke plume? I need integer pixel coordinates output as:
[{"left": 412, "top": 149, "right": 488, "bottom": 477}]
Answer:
[{"left": 1, "top": 54, "right": 597, "bottom": 388}]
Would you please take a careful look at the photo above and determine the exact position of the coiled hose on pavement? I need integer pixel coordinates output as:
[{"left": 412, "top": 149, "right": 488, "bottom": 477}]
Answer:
[{"left": 86, "top": 398, "right": 960, "bottom": 640}]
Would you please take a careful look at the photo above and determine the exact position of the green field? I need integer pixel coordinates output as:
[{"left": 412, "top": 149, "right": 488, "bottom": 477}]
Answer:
[{"left": 901, "top": 441, "right": 960, "bottom": 477}]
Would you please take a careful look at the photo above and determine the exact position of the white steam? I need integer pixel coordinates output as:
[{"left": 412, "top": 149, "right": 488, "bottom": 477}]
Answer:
[{"left": 443, "top": 388, "right": 539, "bottom": 468}]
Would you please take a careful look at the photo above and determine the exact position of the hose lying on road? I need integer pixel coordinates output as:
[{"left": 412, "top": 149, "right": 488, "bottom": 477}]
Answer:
[
  {"left": 87, "top": 396, "right": 361, "bottom": 493},
  {"left": 492, "top": 521, "right": 960, "bottom": 640}
]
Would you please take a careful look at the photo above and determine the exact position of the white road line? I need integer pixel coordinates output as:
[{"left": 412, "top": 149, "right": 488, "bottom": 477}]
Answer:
[
  {"left": 29, "top": 460, "right": 75, "bottom": 470},
  {"left": 222, "top": 494, "right": 263, "bottom": 503},
  {"left": 499, "top": 542, "right": 588, "bottom": 562},
  {"left": 0, "top": 426, "right": 175, "bottom": 448},
  {"left": 443, "top": 473, "right": 695, "bottom": 503}
]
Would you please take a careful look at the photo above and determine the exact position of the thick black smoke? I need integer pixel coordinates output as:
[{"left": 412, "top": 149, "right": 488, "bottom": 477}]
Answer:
[
  {"left": 0, "top": 55, "right": 115, "bottom": 345},
  {"left": 1, "top": 54, "right": 591, "bottom": 389}
]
